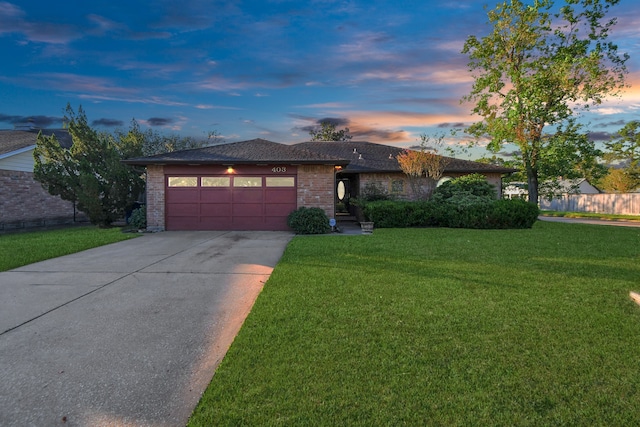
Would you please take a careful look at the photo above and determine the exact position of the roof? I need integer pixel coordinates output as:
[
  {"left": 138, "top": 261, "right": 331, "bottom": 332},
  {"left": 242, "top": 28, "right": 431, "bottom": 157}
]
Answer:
[
  {"left": 0, "top": 129, "right": 72, "bottom": 156},
  {"left": 123, "top": 138, "right": 351, "bottom": 166},
  {"left": 294, "top": 141, "right": 515, "bottom": 174}
]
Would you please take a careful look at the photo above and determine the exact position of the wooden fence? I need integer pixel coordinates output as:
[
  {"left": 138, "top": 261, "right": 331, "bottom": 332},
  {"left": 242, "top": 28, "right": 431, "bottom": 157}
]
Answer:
[{"left": 539, "top": 193, "right": 640, "bottom": 215}]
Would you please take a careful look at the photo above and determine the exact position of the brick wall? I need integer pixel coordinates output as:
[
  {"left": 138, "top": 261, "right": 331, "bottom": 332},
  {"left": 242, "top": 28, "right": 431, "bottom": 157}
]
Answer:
[
  {"left": 360, "top": 172, "right": 504, "bottom": 200},
  {"left": 0, "top": 170, "right": 80, "bottom": 231},
  {"left": 297, "top": 165, "right": 336, "bottom": 218},
  {"left": 145, "top": 165, "right": 165, "bottom": 231}
]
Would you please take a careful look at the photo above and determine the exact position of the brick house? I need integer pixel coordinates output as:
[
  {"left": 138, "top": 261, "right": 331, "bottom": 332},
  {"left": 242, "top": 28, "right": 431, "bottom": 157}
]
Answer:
[
  {"left": 0, "top": 129, "right": 83, "bottom": 231},
  {"left": 295, "top": 141, "right": 512, "bottom": 205},
  {"left": 126, "top": 139, "right": 513, "bottom": 232}
]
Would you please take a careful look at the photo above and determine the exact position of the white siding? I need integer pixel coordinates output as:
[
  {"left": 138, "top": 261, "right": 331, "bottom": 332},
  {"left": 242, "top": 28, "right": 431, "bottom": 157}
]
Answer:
[{"left": 0, "top": 147, "right": 35, "bottom": 172}]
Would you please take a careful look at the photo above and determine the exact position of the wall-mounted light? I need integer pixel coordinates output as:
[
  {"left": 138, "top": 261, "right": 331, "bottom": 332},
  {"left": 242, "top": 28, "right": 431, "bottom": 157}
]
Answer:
[
  {"left": 334, "top": 165, "right": 343, "bottom": 171},
  {"left": 226, "top": 166, "right": 235, "bottom": 174}
]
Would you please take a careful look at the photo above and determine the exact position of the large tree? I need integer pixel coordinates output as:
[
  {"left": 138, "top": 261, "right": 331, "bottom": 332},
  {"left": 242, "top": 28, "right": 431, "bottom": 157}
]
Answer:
[
  {"left": 309, "top": 121, "right": 352, "bottom": 141},
  {"left": 604, "top": 120, "right": 640, "bottom": 190},
  {"left": 34, "top": 105, "right": 145, "bottom": 227},
  {"left": 462, "top": 0, "right": 628, "bottom": 203}
]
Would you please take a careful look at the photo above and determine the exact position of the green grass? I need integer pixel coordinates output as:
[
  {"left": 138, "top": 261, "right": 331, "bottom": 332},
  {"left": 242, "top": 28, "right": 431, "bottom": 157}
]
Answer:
[
  {"left": 541, "top": 210, "right": 640, "bottom": 221},
  {"left": 189, "top": 221, "right": 640, "bottom": 426},
  {"left": 0, "top": 226, "right": 137, "bottom": 272}
]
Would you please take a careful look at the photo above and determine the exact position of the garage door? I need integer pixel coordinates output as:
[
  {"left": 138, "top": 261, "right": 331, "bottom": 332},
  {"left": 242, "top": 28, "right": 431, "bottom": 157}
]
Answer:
[{"left": 165, "top": 167, "right": 297, "bottom": 231}]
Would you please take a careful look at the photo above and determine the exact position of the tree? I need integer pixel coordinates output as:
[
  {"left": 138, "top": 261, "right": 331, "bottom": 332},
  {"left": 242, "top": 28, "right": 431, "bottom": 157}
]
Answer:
[
  {"left": 604, "top": 120, "right": 640, "bottom": 190},
  {"left": 462, "top": 0, "right": 628, "bottom": 204},
  {"left": 598, "top": 168, "right": 637, "bottom": 193},
  {"left": 34, "top": 105, "right": 145, "bottom": 227},
  {"left": 309, "top": 121, "right": 352, "bottom": 141},
  {"left": 115, "top": 119, "right": 222, "bottom": 156},
  {"left": 397, "top": 134, "right": 451, "bottom": 200}
]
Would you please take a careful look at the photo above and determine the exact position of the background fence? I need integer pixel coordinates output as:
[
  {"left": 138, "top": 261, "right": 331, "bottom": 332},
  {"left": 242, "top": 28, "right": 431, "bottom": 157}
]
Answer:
[{"left": 539, "top": 193, "right": 640, "bottom": 215}]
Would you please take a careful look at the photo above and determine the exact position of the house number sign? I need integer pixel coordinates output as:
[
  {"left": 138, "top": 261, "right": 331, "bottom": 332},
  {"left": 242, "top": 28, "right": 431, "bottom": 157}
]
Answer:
[{"left": 271, "top": 167, "right": 287, "bottom": 173}]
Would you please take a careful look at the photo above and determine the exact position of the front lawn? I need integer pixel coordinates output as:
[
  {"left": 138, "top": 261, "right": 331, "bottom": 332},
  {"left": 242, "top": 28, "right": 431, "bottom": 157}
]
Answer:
[
  {"left": 189, "top": 221, "right": 640, "bottom": 426},
  {"left": 0, "top": 226, "right": 137, "bottom": 272}
]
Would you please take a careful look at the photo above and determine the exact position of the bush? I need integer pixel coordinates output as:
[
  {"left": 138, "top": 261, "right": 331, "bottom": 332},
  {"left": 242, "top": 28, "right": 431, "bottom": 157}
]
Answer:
[
  {"left": 364, "top": 200, "right": 442, "bottom": 228},
  {"left": 488, "top": 199, "right": 539, "bottom": 229},
  {"left": 363, "top": 198, "right": 538, "bottom": 229},
  {"left": 129, "top": 205, "right": 147, "bottom": 229},
  {"left": 287, "top": 207, "right": 331, "bottom": 234},
  {"left": 432, "top": 173, "right": 496, "bottom": 201}
]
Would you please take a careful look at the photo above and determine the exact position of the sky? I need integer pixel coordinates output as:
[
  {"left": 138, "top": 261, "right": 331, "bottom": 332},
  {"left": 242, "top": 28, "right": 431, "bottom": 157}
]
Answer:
[{"left": 1, "top": 0, "right": 640, "bottom": 158}]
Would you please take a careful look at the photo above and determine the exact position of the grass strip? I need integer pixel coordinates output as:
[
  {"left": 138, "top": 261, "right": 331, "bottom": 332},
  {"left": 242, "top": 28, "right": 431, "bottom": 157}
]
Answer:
[
  {"left": 189, "top": 221, "right": 640, "bottom": 426},
  {"left": 0, "top": 226, "right": 137, "bottom": 272},
  {"left": 540, "top": 210, "right": 640, "bottom": 221}
]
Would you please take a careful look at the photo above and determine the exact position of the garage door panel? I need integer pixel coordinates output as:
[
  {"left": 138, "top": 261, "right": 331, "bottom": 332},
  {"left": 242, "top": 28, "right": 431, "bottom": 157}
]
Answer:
[
  {"left": 200, "top": 204, "right": 232, "bottom": 216},
  {"left": 233, "top": 189, "right": 263, "bottom": 203},
  {"left": 167, "top": 203, "right": 199, "bottom": 216},
  {"left": 166, "top": 189, "right": 199, "bottom": 203},
  {"left": 265, "top": 203, "right": 296, "bottom": 216},
  {"left": 266, "top": 189, "right": 296, "bottom": 203},
  {"left": 201, "top": 188, "right": 232, "bottom": 202},
  {"left": 232, "top": 203, "right": 264, "bottom": 216}
]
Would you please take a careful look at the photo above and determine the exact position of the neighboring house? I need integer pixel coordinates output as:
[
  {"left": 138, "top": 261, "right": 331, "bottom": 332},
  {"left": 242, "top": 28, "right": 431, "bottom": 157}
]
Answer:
[
  {"left": 505, "top": 178, "right": 601, "bottom": 200},
  {"left": 125, "top": 139, "right": 514, "bottom": 232},
  {"left": 0, "top": 128, "right": 80, "bottom": 231}
]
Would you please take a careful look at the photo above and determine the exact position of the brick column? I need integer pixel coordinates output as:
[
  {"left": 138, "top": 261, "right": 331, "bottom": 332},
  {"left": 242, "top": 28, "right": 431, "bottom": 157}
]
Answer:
[
  {"left": 297, "top": 165, "right": 335, "bottom": 218},
  {"left": 145, "top": 165, "right": 165, "bottom": 231}
]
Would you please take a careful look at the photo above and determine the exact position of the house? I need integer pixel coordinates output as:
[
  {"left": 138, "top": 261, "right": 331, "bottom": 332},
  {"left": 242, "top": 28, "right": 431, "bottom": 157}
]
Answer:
[
  {"left": 0, "top": 128, "right": 81, "bottom": 231},
  {"left": 505, "top": 178, "right": 601, "bottom": 200},
  {"left": 125, "top": 139, "right": 514, "bottom": 232},
  {"left": 294, "top": 140, "right": 512, "bottom": 203}
]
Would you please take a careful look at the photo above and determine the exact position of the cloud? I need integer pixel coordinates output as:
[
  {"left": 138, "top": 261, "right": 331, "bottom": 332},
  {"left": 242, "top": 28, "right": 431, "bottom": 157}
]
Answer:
[
  {"left": 146, "top": 117, "right": 174, "bottom": 127},
  {"left": 587, "top": 131, "right": 613, "bottom": 141},
  {"left": 92, "top": 118, "right": 124, "bottom": 127},
  {"left": 0, "top": 113, "right": 62, "bottom": 128},
  {"left": 0, "top": 2, "right": 80, "bottom": 44},
  {"left": 437, "top": 122, "right": 467, "bottom": 129}
]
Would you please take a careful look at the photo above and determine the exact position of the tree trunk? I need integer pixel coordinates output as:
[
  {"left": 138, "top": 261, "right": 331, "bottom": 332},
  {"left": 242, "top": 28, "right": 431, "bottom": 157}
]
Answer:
[{"left": 526, "top": 167, "right": 539, "bottom": 205}]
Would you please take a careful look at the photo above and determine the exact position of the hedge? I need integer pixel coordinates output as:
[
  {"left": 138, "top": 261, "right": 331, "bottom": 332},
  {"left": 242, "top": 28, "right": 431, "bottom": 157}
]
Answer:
[{"left": 364, "top": 198, "right": 539, "bottom": 229}]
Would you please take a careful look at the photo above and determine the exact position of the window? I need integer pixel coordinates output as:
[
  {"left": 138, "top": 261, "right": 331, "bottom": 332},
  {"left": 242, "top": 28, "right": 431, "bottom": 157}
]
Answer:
[
  {"left": 266, "top": 177, "right": 295, "bottom": 187},
  {"left": 202, "top": 177, "right": 230, "bottom": 187},
  {"left": 168, "top": 177, "right": 197, "bottom": 187},
  {"left": 391, "top": 180, "right": 404, "bottom": 193},
  {"left": 233, "top": 177, "right": 262, "bottom": 187}
]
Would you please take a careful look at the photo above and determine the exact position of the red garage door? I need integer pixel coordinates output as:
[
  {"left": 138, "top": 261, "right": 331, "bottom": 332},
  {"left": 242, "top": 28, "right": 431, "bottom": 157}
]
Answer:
[{"left": 165, "top": 166, "right": 297, "bottom": 231}]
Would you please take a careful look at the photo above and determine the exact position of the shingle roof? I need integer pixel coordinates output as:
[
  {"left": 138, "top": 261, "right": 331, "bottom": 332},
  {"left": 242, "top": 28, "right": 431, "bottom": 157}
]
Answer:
[
  {"left": 0, "top": 129, "right": 72, "bottom": 156},
  {"left": 123, "top": 138, "right": 351, "bottom": 166},
  {"left": 294, "top": 141, "right": 515, "bottom": 174}
]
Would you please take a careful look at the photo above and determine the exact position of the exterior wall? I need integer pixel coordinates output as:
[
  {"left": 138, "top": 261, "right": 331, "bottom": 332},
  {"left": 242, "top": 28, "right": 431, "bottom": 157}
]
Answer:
[
  {"left": 0, "top": 148, "right": 35, "bottom": 172},
  {"left": 297, "top": 165, "right": 336, "bottom": 218},
  {"left": 359, "top": 172, "right": 504, "bottom": 200},
  {"left": 359, "top": 173, "right": 412, "bottom": 200},
  {"left": 0, "top": 170, "right": 80, "bottom": 231},
  {"left": 146, "top": 165, "right": 166, "bottom": 232}
]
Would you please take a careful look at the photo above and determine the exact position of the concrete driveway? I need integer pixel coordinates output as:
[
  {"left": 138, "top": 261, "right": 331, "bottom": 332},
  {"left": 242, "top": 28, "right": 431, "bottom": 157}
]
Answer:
[{"left": 0, "top": 230, "right": 292, "bottom": 427}]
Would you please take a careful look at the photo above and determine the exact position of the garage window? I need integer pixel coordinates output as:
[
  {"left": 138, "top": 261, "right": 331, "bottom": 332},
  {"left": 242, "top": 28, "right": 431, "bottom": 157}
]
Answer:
[
  {"left": 168, "top": 177, "right": 198, "bottom": 187},
  {"left": 233, "top": 177, "right": 262, "bottom": 187},
  {"left": 266, "top": 177, "right": 295, "bottom": 187},
  {"left": 202, "top": 177, "right": 231, "bottom": 187}
]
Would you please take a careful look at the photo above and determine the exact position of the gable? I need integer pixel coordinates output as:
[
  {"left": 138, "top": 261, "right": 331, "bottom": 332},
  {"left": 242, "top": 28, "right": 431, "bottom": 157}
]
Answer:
[{"left": 0, "top": 146, "right": 35, "bottom": 172}]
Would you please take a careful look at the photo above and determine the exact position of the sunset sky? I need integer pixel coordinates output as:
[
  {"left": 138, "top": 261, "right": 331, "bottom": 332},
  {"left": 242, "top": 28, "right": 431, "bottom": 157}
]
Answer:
[{"left": 1, "top": 0, "right": 639, "bottom": 157}]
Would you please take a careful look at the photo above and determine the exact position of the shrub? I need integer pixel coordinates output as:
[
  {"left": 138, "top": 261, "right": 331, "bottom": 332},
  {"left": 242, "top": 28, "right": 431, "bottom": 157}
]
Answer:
[
  {"left": 432, "top": 173, "right": 496, "bottom": 201},
  {"left": 364, "top": 200, "right": 443, "bottom": 228},
  {"left": 488, "top": 199, "right": 539, "bottom": 229},
  {"left": 287, "top": 207, "right": 331, "bottom": 234},
  {"left": 129, "top": 205, "right": 147, "bottom": 229},
  {"left": 440, "top": 196, "right": 494, "bottom": 229}
]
